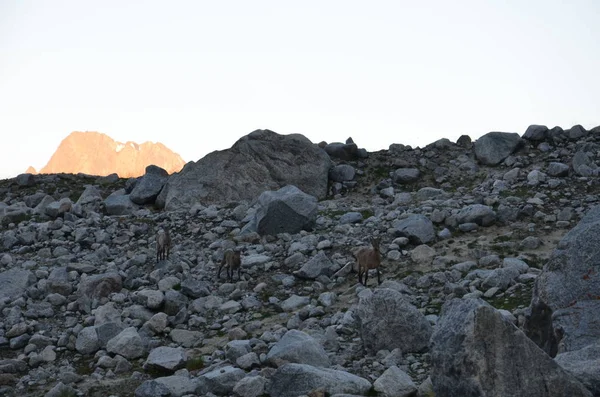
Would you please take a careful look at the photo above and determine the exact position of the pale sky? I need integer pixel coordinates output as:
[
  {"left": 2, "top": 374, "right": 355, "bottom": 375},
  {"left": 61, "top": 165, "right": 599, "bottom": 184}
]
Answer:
[{"left": 1, "top": 0, "right": 599, "bottom": 179}]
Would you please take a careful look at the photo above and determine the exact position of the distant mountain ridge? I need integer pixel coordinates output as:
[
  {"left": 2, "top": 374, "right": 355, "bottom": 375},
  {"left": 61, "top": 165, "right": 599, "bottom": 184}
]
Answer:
[{"left": 28, "top": 131, "right": 186, "bottom": 178}]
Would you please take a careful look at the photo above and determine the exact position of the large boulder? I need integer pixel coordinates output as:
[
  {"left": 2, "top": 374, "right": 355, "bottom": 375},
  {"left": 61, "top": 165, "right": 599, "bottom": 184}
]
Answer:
[
  {"left": 572, "top": 151, "right": 598, "bottom": 177},
  {"left": 356, "top": 288, "right": 432, "bottom": 354},
  {"left": 104, "top": 190, "right": 138, "bottom": 216},
  {"left": 474, "top": 132, "right": 522, "bottom": 165},
  {"left": 130, "top": 165, "right": 169, "bottom": 205},
  {"left": 524, "top": 205, "right": 600, "bottom": 354},
  {"left": 523, "top": 124, "right": 549, "bottom": 141},
  {"left": 524, "top": 206, "right": 600, "bottom": 393},
  {"left": 265, "top": 329, "right": 330, "bottom": 368},
  {"left": 0, "top": 269, "right": 35, "bottom": 299},
  {"left": 245, "top": 185, "right": 318, "bottom": 236},
  {"left": 268, "top": 363, "right": 372, "bottom": 397},
  {"left": 555, "top": 342, "right": 600, "bottom": 395},
  {"left": 456, "top": 204, "right": 497, "bottom": 227},
  {"left": 77, "top": 273, "right": 123, "bottom": 313},
  {"left": 392, "top": 214, "right": 435, "bottom": 244},
  {"left": 431, "top": 298, "right": 592, "bottom": 397},
  {"left": 161, "top": 130, "right": 331, "bottom": 210}
]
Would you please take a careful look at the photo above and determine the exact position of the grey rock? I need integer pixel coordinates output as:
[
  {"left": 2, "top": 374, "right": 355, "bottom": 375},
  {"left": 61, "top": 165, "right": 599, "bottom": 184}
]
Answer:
[
  {"left": 144, "top": 346, "right": 187, "bottom": 373},
  {"left": 392, "top": 168, "right": 420, "bottom": 184},
  {"left": 373, "top": 365, "right": 417, "bottom": 397},
  {"left": 233, "top": 375, "right": 267, "bottom": 397},
  {"left": 44, "top": 382, "right": 77, "bottom": 397},
  {"left": 268, "top": 363, "right": 372, "bottom": 397},
  {"left": 154, "top": 375, "right": 197, "bottom": 397},
  {"left": 474, "top": 131, "right": 522, "bottom": 165},
  {"left": 75, "top": 326, "right": 99, "bottom": 354},
  {"left": 568, "top": 124, "right": 588, "bottom": 140},
  {"left": 196, "top": 365, "right": 245, "bottom": 396},
  {"left": 555, "top": 342, "right": 600, "bottom": 395},
  {"left": 75, "top": 185, "right": 102, "bottom": 206},
  {"left": 45, "top": 197, "right": 72, "bottom": 218},
  {"left": 356, "top": 289, "right": 432, "bottom": 354},
  {"left": 431, "top": 298, "right": 592, "bottom": 397},
  {"left": 134, "top": 380, "right": 172, "bottom": 397},
  {"left": 162, "top": 129, "right": 331, "bottom": 210},
  {"left": 324, "top": 142, "right": 360, "bottom": 161},
  {"left": 180, "top": 279, "right": 211, "bottom": 298},
  {"left": 47, "top": 267, "right": 72, "bottom": 296},
  {"left": 295, "top": 252, "right": 338, "bottom": 280},
  {"left": 77, "top": 273, "right": 122, "bottom": 313},
  {"left": 329, "top": 164, "right": 356, "bottom": 182},
  {"left": 15, "top": 173, "right": 35, "bottom": 187},
  {"left": 251, "top": 185, "right": 318, "bottom": 236},
  {"left": 130, "top": 165, "right": 169, "bottom": 205},
  {"left": 456, "top": 204, "right": 496, "bottom": 226},
  {"left": 0, "top": 269, "right": 35, "bottom": 299},
  {"left": 106, "top": 327, "right": 146, "bottom": 359},
  {"left": 104, "top": 190, "right": 138, "bottom": 215},
  {"left": 339, "top": 211, "right": 363, "bottom": 224},
  {"left": 547, "top": 162, "right": 570, "bottom": 177},
  {"left": 525, "top": 205, "right": 600, "bottom": 355},
  {"left": 523, "top": 124, "right": 548, "bottom": 141},
  {"left": 392, "top": 214, "right": 435, "bottom": 245},
  {"left": 266, "top": 329, "right": 330, "bottom": 368},
  {"left": 572, "top": 151, "right": 598, "bottom": 177}
]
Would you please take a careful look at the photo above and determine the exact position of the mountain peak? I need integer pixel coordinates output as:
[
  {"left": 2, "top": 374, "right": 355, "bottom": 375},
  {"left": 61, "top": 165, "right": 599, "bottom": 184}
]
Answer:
[{"left": 37, "top": 131, "right": 185, "bottom": 178}]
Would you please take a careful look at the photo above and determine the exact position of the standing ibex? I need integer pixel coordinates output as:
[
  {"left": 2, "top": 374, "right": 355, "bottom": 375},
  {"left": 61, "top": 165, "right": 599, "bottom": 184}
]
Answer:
[
  {"left": 218, "top": 249, "right": 242, "bottom": 282},
  {"left": 156, "top": 228, "right": 172, "bottom": 262},
  {"left": 355, "top": 237, "right": 382, "bottom": 286}
]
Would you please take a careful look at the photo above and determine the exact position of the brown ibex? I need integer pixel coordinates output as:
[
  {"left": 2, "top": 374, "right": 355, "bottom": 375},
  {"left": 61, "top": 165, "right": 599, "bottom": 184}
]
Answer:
[
  {"left": 218, "top": 249, "right": 242, "bottom": 282},
  {"left": 156, "top": 228, "right": 172, "bottom": 262},
  {"left": 355, "top": 237, "right": 382, "bottom": 286}
]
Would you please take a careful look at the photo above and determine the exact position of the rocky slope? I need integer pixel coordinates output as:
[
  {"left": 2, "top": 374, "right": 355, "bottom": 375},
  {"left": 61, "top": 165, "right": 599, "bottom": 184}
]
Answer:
[
  {"left": 30, "top": 131, "right": 185, "bottom": 178},
  {"left": 0, "top": 125, "right": 599, "bottom": 397}
]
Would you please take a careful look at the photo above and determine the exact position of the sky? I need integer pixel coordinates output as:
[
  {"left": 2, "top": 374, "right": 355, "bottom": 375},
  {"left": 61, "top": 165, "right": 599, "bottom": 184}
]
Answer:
[{"left": 1, "top": 0, "right": 599, "bottom": 179}]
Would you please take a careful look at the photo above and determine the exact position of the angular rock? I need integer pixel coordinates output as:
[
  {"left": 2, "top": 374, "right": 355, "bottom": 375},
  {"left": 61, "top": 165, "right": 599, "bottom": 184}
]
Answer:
[
  {"left": 154, "top": 375, "right": 197, "bottom": 397},
  {"left": 373, "top": 365, "right": 417, "bottom": 397},
  {"left": 104, "top": 190, "right": 137, "bottom": 216},
  {"left": 356, "top": 289, "right": 432, "bottom": 354},
  {"left": 525, "top": 205, "right": 600, "bottom": 355},
  {"left": 268, "top": 363, "right": 372, "bottom": 397},
  {"left": 474, "top": 132, "right": 522, "bottom": 165},
  {"left": 0, "top": 269, "right": 35, "bottom": 299},
  {"left": 130, "top": 165, "right": 169, "bottom": 205},
  {"left": 392, "top": 214, "right": 435, "bottom": 244},
  {"left": 324, "top": 142, "right": 360, "bottom": 161},
  {"left": 431, "top": 298, "right": 591, "bottom": 397},
  {"left": 523, "top": 124, "right": 548, "bottom": 141},
  {"left": 77, "top": 273, "right": 122, "bottom": 313},
  {"left": 106, "top": 327, "right": 146, "bottom": 359},
  {"left": 547, "top": 162, "right": 570, "bottom": 177},
  {"left": 555, "top": 342, "right": 600, "bottom": 396},
  {"left": 266, "top": 329, "right": 330, "bottom": 368},
  {"left": 392, "top": 168, "right": 420, "bottom": 184},
  {"left": 143, "top": 346, "right": 187, "bottom": 373},
  {"left": 294, "top": 252, "right": 338, "bottom": 280},
  {"left": 196, "top": 365, "right": 245, "bottom": 396},
  {"left": 456, "top": 204, "right": 496, "bottom": 226},
  {"left": 329, "top": 164, "right": 356, "bottom": 182},
  {"left": 251, "top": 185, "right": 318, "bottom": 236}
]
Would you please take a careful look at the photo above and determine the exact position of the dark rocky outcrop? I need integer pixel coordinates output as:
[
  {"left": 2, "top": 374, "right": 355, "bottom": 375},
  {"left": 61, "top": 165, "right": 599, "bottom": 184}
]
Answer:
[
  {"left": 161, "top": 130, "right": 331, "bottom": 210},
  {"left": 474, "top": 131, "right": 522, "bottom": 165},
  {"left": 431, "top": 298, "right": 592, "bottom": 397}
]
